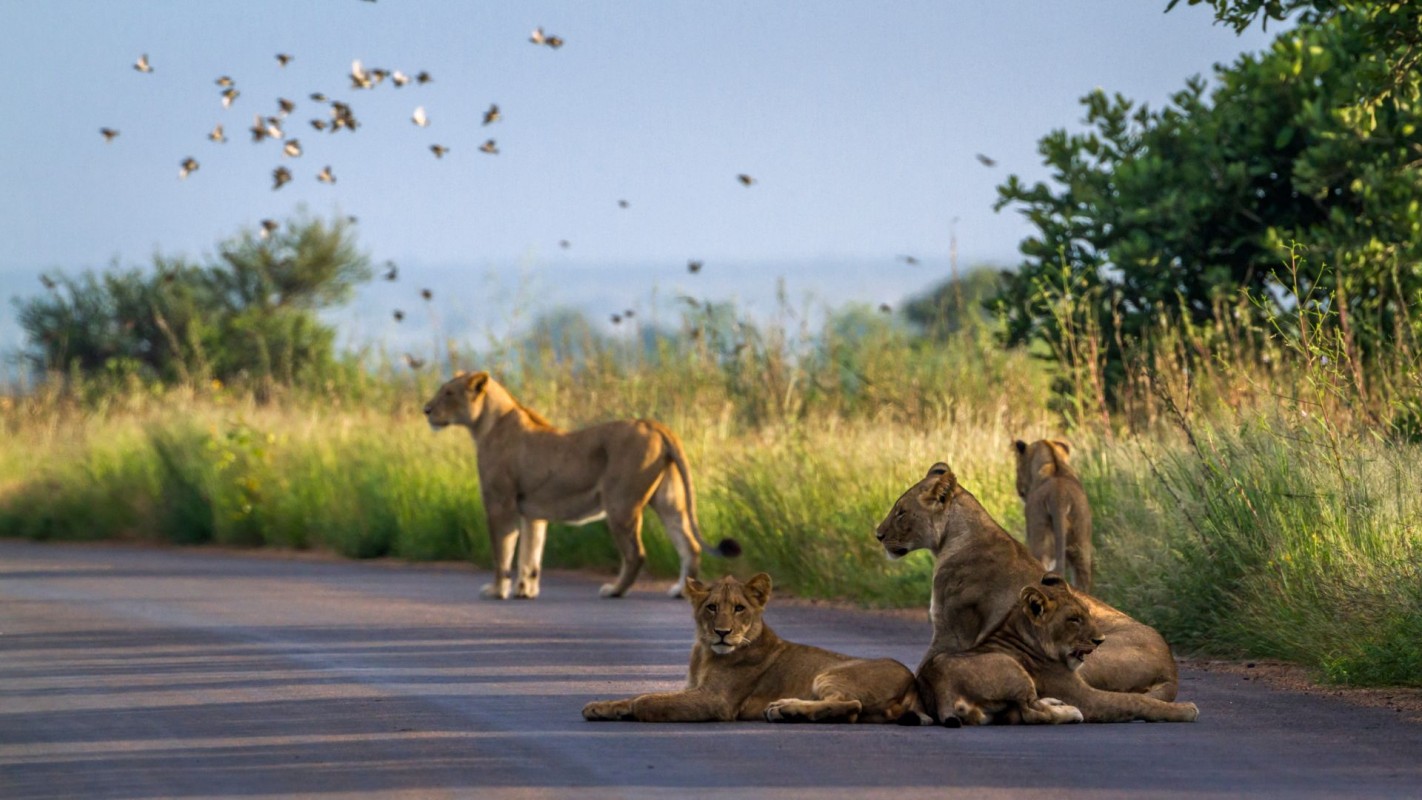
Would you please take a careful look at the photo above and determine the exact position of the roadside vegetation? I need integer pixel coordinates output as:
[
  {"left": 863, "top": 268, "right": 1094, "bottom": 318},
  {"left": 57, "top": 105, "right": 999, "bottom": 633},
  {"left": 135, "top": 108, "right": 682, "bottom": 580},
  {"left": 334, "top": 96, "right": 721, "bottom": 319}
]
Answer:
[{"left": 4, "top": 0, "right": 1420, "bottom": 687}]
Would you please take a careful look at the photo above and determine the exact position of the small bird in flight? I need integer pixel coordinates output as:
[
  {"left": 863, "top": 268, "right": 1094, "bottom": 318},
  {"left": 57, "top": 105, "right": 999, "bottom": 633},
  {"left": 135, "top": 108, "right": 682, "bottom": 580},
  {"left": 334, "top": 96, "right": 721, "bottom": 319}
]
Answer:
[
  {"left": 559, "top": 239, "right": 571, "bottom": 249},
  {"left": 272, "top": 166, "right": 292, "bottom": 190},
  {"left": 412, "top": 106, "right": 429, "bottom": 127},
  {"left": 879, "top": 303, "right": 893, "bottom": 314},
  {"left": 283, "top": 139, "right": 303, "bottom": 158},
  {"left": 309, "top": 92, "right": 327, "bottom": 103},
  {"left": 393, "top": 309, "right": 405, "bottom": 322},
  {"left": 99, "top": 127, "right": 119, "bottom": 142},
  {"left": 277, "top": 97, "right": 296, "bottom": 116},
  {"left": 134, "top": 54, "right": 153, "bottom": 73},
  {"left": 392, "top": 70, "right": 410, "bottom": 87},
  {"left": 208, "top": 124, "right": 226, "bottom": 143},
  {"left": 260, "top": 219, "right": 279, "bottom": 239},
  {"left": 317, "top": 165, "right": 336, "bottom": 183},
  {"left": 40, "top": 274, "right": 57, "bottom": 290},
  {"left": 430, "top": 144, "right": 449, "bottom": 158},
  {"left": 483, "top": 104, "right": 500, "bottom": 125},
  {"left": 610, "top": 314, "right": 622, "bottom": 325},
  {"left": 276, "top": 53, "right": 293, "bottom": 67},
  {"left": 382, "top": 261, "right": 398, "bottom": 281},
  {"left": 479, "top": 139, "right": 498, "bottom": 154},
  {"left": 421, "top": 288, "right": 433, "bottom": 300},
  {"left": 310, "top": 118, "right": 328, "bottom": 131},
  {"left": 737, "top": 174, "right": 755, "bottom": 186},
  {"left": 416, "top": 70, "right": 433, "bottom": 84},
  {"left": 898, "top": 255, "right": 920, "bottom": 266},
  {"left": 250, "top": 114, "right": 270, "bottom": 142},
  {"left": 178, "top": 157, "right": 199, "bottom": 179},
  {"left": 350, "top": 60, "right": 372, "bottom": 89},
  {"left": 222, "top": 87, "right": 240, "bottom": 108},
  {"left": 618, "top": 199, "right": 629, "bottom": 209},
  {"left": 403, "top": 353, "right": 425, "bottom": 369},
  {"left": 975, "top": 153, "right": 997, "bottom": 167},
  {"left": 687, "top": 259, "right": 703, "bottom": 274},
  {"left": 216, "top": 76, "right": 234, "bottom": 88}
]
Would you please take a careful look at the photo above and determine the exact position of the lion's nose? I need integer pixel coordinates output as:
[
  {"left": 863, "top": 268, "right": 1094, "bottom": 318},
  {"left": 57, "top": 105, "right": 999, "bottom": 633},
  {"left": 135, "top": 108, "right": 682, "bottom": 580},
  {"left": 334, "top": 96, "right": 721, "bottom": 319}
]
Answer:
[
  {"left": 874, "top": 528, "right": 886, "bottom": 541},
  {"left": 713, "top": 627, "right": 732, "bottom": 638},
  {"left": 422, "top": 404, "right": 431, "bottom": 415}
]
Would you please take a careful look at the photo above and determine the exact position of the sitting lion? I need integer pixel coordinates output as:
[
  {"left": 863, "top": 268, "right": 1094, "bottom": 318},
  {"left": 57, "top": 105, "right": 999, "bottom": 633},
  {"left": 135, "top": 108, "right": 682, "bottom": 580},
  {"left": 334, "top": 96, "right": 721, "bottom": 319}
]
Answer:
[
  {"left": 582, "top": 573, "right": 927, "bottom": 724},
  {"left": 424, "top": 371, "right": 738, "bottom": 600},
  {"left": 924, "top": 574, "right": 1199, "bottom": 726},
  {"left": 1013, "top": 438, "right": 1093, "bottom": 591},
  {"left": 874, "top": 463, "right": 1179, "bottom": 707}
]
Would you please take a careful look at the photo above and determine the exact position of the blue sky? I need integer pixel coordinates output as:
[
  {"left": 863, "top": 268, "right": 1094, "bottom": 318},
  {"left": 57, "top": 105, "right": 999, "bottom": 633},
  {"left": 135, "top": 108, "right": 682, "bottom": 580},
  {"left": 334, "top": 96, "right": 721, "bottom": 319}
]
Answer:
[{"left": 0, "top": 1, "right": 1276, "bottom": 358}]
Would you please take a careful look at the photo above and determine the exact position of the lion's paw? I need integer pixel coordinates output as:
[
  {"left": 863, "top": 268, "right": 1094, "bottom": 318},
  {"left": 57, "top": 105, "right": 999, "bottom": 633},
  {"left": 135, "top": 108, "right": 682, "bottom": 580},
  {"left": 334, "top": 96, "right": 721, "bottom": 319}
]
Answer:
[
  {"left": 666, "top": 581, "right": 686, "bottom": 598},
  {"left": 514, "top": 579, "right": 540, "bottom": 599},
  {"left": 598, "top": 583, "right": 624, "bottom": 598},
  {"left": 1179, "top": 702, "right": 1200, "bottom": 722},
  {"left": 763, "top": 699, "right": 795, "bottom": 722},
  {"left": 480, "top": 582, "right": 511, "bottom": 600},
  {"left": 582, "top": 701, "right": 629, "bottom": 721}
]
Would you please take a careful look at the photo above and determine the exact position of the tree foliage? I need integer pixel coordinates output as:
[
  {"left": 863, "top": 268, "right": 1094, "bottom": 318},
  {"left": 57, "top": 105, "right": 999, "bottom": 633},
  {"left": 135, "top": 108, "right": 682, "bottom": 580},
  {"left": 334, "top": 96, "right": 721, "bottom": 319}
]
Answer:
[
  {"left": 993, "top": 6, "right": 1422, "bottom": 388},
  {"left": 16, "top": 214, "right": 370, "bottom": 385}
]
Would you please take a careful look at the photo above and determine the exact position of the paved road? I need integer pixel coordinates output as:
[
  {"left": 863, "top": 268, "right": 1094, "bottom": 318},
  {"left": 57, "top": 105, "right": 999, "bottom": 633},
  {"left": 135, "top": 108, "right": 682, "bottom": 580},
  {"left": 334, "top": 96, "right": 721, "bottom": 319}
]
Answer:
[{"left": 2, "top": 540, "right": 1420, "bottom": 799}]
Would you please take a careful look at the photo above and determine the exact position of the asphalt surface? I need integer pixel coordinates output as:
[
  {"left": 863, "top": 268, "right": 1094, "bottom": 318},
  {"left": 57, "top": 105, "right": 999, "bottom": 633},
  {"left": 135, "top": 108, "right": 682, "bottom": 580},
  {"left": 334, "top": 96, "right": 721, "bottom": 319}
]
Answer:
[{"left": 2, "top": 540, "right": 1421, "bottom": 799}]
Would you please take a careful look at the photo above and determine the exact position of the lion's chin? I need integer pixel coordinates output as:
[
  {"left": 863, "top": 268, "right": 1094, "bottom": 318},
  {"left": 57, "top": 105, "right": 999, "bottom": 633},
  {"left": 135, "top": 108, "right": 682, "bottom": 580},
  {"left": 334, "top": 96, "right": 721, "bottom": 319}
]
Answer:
[
  {"left": 884, "top": 546, "right": 909, "bottom": 561},
  {"left": 709, "top": 643, "right": 736, "bottom": 655},
  {"left": 427, "top": 421, "right": 448, "bottom": 432}
]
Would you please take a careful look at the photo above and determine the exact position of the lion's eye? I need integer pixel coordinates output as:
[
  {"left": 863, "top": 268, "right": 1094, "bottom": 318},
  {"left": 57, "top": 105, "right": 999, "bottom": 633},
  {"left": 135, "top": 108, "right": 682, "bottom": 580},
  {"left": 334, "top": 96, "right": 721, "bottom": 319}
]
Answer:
[
  {"left": 1069, "top": 616, "right": 1084, "bottom": 625},
  {"left": 704, "top": 604, "right": 717, "bottom": 614},
  {"left": 734, "top": 604, "right": 746, "bottom": 613}
]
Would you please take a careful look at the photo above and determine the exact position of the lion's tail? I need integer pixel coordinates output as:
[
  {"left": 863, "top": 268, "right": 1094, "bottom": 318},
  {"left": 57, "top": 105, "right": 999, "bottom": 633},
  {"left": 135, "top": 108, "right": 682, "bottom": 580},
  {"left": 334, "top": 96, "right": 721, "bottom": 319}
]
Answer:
[{"left": 657, "top": 425, "right": 741, "bottom": 559}]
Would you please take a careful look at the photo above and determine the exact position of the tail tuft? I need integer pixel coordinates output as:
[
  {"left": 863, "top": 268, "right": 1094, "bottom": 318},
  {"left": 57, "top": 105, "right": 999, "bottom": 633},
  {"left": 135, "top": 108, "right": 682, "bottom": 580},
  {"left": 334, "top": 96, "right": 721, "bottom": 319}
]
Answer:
[{"left": 714, "top": 538, "right": 742, "bottom": 558}]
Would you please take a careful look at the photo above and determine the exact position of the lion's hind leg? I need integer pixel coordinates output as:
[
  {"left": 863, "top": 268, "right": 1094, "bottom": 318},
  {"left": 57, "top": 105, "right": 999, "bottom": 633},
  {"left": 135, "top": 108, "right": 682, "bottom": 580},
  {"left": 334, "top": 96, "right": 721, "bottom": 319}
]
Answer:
[
  {"left": 763, "top": 697, "right": 863, "bottom": 723},
  {"left": 650, "top": 474, "right": 700, "bottom": 598},
  {"left": 515, "top": 519, "right": 548, "bottom": 599}
]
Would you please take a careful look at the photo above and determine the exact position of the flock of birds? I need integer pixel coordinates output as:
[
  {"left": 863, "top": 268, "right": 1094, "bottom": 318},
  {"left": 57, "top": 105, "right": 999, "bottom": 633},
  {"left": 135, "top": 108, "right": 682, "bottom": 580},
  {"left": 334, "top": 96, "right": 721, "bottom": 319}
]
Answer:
[{"left": 93, "top": 19, "right": 1003, "bottom": 362}]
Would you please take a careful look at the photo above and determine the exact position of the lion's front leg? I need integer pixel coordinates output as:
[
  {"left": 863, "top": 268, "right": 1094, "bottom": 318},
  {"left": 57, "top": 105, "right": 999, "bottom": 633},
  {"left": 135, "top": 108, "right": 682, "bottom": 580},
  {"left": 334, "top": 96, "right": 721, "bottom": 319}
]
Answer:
[
  {"left": 763, "top": 698, "right": 863, "bottom": 723},
  {"left": 481, "top": 506, "right": 519, "bottom": 600},
  {"left": 584, "top": 689, "right": 731, "bottom": 722},
  {"left": 515, "top": 519, "right": 548, "bottom": 599}
]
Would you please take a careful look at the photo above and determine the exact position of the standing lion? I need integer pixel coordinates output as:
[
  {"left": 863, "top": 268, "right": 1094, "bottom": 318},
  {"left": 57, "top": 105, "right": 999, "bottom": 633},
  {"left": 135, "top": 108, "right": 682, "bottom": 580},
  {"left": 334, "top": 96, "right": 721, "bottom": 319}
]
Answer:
[
  {"left": 1014, "top": 438, "right": 1092, "bottom": 591},
  {"left": 424, "top": 371, "right": 738, "bottom": 599}
]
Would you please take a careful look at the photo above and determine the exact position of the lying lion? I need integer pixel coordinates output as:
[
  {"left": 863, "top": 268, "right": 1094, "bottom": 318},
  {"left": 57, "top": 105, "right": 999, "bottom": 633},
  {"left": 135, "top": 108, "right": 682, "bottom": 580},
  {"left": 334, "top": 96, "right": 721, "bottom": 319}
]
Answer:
[
  {"left": 424, "top": 371, "right": 738, "bottom": 600},
  {"left": 582, "top": 573, "right": 927, "bottom": 724},
  {"left": 875, "top": 463, "right": 1179, "bottom": 709},
  {"left": 1014, "top": 438, "right": 1093, "bottom": 591},
  {"left": 925, "top": 574, "right": 1199, "bottom": 726}
]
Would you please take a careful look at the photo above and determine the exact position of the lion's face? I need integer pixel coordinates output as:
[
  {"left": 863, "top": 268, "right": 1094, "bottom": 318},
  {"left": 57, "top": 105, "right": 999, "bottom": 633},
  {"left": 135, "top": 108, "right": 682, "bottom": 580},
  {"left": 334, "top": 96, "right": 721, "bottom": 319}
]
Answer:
[
  {"left": 423, "top": 372, "right": 491, "bottom": 430},
  {"left": 1021, "top": 577, "right": 1103, "bottom": 671},
  {"left": 683, "top": 573, "right": 771, "bottom": 655},
  {"left": 875, "top": 463, "right": 957, "bottom": 559},
  {"left": 1013, "top": 439, "right": 1071, "bottom": 498}
]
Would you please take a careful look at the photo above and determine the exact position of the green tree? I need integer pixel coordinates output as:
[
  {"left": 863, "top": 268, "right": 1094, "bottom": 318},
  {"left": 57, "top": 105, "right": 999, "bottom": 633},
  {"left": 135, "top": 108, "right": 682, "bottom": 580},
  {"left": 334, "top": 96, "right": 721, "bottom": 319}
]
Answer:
[
  {"left": 16, "top": 214, "right": 370, "bottom": 386},
  {"left": 994, "top": 9, "right": 1422, "bottom": 392}
]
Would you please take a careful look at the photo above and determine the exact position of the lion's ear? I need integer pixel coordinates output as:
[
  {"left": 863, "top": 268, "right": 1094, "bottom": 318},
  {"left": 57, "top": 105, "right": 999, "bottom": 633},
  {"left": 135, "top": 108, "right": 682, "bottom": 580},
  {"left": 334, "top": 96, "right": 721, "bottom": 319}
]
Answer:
[
  {"left": 743, "top": 573, "right": 772, "bottom": 607},
  {"left": 925, "top": 462, "right": 951, "bottom": 479},
  {"left": 465, "top": 371, "right": 490, "bottom": 394},
  {"left": 684, "top": 577, "right": 709, "bottom": 604},
  {"left": 1040, "top": 572, "right": 1066, "bottom": 587},
  {"left": 917, "top": 467, "right": 956, "bottom": 511},
  {"left": 1013, "top": 440, "right": 1027, "bottom": 455},
  {"left": 1052, "top": 439, "right": 1071, "bottom": 456},
  {"left": 1021, "top": 585, "right": 1054, "bottom": 619}
]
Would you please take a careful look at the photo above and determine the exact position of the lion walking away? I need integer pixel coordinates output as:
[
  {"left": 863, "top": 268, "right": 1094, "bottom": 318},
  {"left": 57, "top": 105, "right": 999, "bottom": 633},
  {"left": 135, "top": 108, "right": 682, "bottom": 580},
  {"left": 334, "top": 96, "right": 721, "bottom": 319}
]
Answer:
[
  {"left": 1014, "top": 438, "right": 1093, "bottom": 591},
  {"left": 424, "top": 371, "right": 739, "bottom": 600}
]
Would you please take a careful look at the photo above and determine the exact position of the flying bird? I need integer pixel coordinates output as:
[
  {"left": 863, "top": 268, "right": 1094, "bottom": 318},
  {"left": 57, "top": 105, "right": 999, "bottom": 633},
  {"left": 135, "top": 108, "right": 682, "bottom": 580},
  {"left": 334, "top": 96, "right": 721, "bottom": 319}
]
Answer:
[
  {"left": 737, "top": 174, "right": 756, "bottom": 186},
  {"left": 277, "top": 97, "right": 296, "bottom": 115},
  {"left": 369, "top": 68, "right": 390, "bottom": 86},
  {"left": 310, "top": 118, "right": 328, "bottom": 131},
  {"left": 624, "top": 309, "right": 635, "bottom": 319},
  {"left": 272, "top": 166, "right": 292, "bottom": 190},
  {"left": 221, "top": 87, "right": 240, "bottom": 108},
  {"left": 479, "top": 139, "right": 498, "bottom": 154},
  {"left": 618, "top": 199, "right": 629, "bottom": 208},
  {"left": 250, "top": 114, "right": 269, "bottom": 142},
  {"left": 975, "top": 153, "right": 997, "bottom": 167},
  {"left": 530, "top": 27, "right": 547, "bottom": 45},
  {"left": 687, "top": 259, "right": 703, "bottom": 274},
  {"left": 898, "top": 255, "right": 920, "bottom": 266},
  {"left": 415, "top": 70, "right": 432, "bottom": 84},
  {"left": 879, "top": 303, "right": 893, "bottom": 314},
  {"left": 178, "top": 157, "right": 199, "bottom": 179},
  {"left": 382, "top": 261, "right": 398, "bottom": 281},
  {"left": 610, "top": 314, "right": 622, "bottom": 325},
  {"left": 403, "top": 353, "right": 425, "bottom": 369},
  {"left": 546, "top": 35, "right": 565, "bottom": 48},
  {"left": 317, "top": 165, "right": 335, "bottom": 183},
  {"left": 260, "top": 219, "right": 279, "bottom": 239},
  {"left": 208, "top": 124, "right": 226, "bottom": 143},
  {"left": 430, "top": 144, "right": 449, "bottom": 158},
  {"left": 40, "top": 274, "right": 57, "bottom": 290},
  {"left": 411, "top": 106, "right": 428, "bottom": 127},
  {"left": 216, "top": 76, "right": 234, "bottom": 88},
  {"left": 392, "top": 70, "right": 410, "bottom": 87},
  {"left": 482, "top": 103, "right": 500, "bottom": 125},
  {"left": 350, "top": 59, "right": 372, "bottom": 89},
  {"left": 134, "top": 54, "right": 152, "bottom": 73},
  {"left": 420, "top": 288, "right": 433, "bottom": 300},
  {"left": 559, "top": 240, "right": 571, "bottom": 249},
  {"left": 275, "top": 53, "right": 293, "bottom": 67},
  {"left": 99, "top": 127, "right": 119, "bottom": 142},
  {"left": 393, "top": 309, "right": 405, "bottom": 322},
  {"left": 283, "top": 139, "right": 303, "bottom": 158},
  {"left": 309, "top": 93, "right": 327, "bottom": 103}
]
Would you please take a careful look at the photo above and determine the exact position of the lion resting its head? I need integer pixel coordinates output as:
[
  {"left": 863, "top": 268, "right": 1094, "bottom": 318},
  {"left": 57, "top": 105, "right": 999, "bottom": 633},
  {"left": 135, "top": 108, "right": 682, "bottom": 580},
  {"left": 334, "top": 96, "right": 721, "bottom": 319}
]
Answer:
[
  {"left": 922, "top": 575, "right": 1199, "bottom": 725},
  {"left": 582, "top": 573, "right": 927, "bottom": 724},
  {"left": 424, "top": 371, "right": 738, "bottom": 601},
  {"left": 875, "top": 462, "right": 1180, "bottom": 702},
  {"left": 1013, "top": 438, "right": 1093, "bottom": 591}
]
